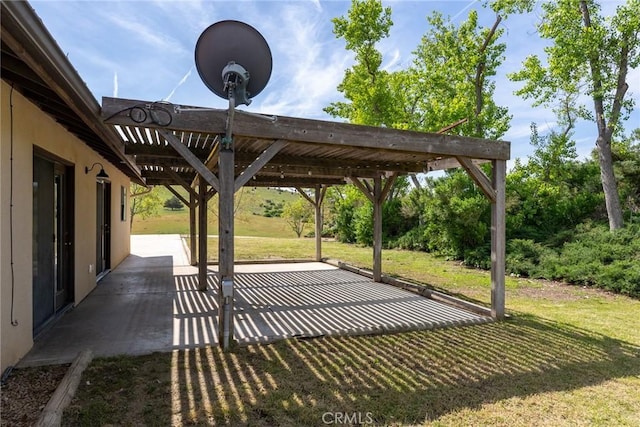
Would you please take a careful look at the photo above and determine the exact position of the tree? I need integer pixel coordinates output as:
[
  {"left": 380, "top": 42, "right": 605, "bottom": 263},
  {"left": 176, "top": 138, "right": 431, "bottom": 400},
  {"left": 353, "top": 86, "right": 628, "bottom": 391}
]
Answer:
[
  {"left": 509, "top": 0, "right": 640, "bottom": 230},
  {"left": 129, "top": 183, "right": 162, "bottom": 231},
  {"left": 613, "top": 128, "right": 640, "bottom": 223},
  {"left": 409, "top": 9, "right": 510, "bottom": 139},
  {"left": 324, "top": 0, "right": 395, "bottom": 126},
  {"left": 164, "top": 196, "right": 183, "bottom": 211},
  {"left": 282, "top": 198, "right": 313, "bottom": 238},
  {"left": 506, "top": 124, "right": 602, "bottom": 243}
]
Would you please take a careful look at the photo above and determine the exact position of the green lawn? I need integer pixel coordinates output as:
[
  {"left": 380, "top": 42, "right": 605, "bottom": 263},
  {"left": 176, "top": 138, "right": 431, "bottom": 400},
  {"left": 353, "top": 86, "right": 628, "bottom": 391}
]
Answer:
[
  {"left": 61, "top": 234, "right": 640, "bottom": 426},
  {"left": 132, "top": 186, "right": 301, "bottom": 238}
]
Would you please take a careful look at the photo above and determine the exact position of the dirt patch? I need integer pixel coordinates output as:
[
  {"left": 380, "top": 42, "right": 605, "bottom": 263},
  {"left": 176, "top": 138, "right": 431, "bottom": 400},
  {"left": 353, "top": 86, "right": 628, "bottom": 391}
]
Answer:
[
  {"left": 511, "top": 278, "right": 618, "bottom": 301},
  {"left": 1, "top": 364, "right": 69, "bottom": 427}
]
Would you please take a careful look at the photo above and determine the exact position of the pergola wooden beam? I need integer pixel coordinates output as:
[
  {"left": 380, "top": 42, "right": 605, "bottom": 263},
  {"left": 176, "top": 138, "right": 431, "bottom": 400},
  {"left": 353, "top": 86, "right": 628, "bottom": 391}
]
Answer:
[
  {"left": 161, "top": 165, "right": 198, "bottom": 200},
  {"left": 158, "top": 128, "right": 219, "bottom": 192},
  {"left": 218, "top": 143, "right": 235, "bottom": 349},
  {"left": 234, "top": 139, "right": 287, "bottom": 192},
  {"left": 102, "top": 95, "right": 511, "bottom": 336},
  {"left": 349, "top": 173, "right": 398, "bottom": 282},
  {"left": 198, "top": 178, "right": 208, "bottom": 291},
  {"left": 456, "top": 156, "right": 496, "bottom": 202},
  {"left": 125, "top": 144, "right": 210, "bottom": 158},
  {"left": 103, "top": 97, "right": 510, "bottom": 160}
]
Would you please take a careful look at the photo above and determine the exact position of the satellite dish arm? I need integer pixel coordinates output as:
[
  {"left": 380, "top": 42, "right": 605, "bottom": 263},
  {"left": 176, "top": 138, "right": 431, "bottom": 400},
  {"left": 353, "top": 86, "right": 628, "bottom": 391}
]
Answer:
[{"left": 222, "top": 88, "right": 235, "bottom": 149}]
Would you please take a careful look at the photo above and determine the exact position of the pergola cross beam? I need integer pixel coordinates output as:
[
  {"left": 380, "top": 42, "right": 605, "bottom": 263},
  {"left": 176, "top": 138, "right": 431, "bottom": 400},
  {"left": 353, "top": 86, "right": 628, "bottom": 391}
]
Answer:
[
  {"left": 234, "top": 139, "right": 287, "bottom": 192},
  {"left": 158, "top": 128, "right": 220, "bottom": 192}
]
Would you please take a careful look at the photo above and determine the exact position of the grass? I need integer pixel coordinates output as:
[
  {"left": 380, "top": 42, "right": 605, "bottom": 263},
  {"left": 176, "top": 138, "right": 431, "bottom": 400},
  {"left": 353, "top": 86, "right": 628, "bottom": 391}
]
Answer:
[
  {"left": 61, "top": 235, "right": 640, "bottom": 426},
  {"left": 132, "top": 186, "right": 300, "bottom": 237},
  {"left": 63, "top": 317, "right": 640, "bottom": 426}
]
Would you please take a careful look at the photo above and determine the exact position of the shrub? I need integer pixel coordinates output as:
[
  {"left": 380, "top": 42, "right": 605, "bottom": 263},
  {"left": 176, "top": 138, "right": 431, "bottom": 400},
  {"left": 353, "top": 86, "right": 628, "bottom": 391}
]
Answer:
[
  {"left": 506, "top": 239, "right": 554, "bottom": 277},
  {"left": 552, "top": 223, "right": 640, "bottom": 296}
]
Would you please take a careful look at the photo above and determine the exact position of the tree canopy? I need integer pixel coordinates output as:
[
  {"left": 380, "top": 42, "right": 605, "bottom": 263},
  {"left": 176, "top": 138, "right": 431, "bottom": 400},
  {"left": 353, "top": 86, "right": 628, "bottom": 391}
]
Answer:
[{"left": 508, "top": 0, "right": 640, "bottom": 229}]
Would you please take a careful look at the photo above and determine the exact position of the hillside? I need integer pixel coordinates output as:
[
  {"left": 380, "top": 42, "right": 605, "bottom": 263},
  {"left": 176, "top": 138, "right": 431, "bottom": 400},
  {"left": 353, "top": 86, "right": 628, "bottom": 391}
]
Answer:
[{"left": 131, "top": 186, "right": 303, "bottom": 238}]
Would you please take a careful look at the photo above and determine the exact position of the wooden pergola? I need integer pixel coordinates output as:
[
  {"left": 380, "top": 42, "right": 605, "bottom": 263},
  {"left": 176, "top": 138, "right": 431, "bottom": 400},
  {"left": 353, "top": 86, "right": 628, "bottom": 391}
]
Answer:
[{"left": 102, "top": 97, "right": 509, "bottom": 349}]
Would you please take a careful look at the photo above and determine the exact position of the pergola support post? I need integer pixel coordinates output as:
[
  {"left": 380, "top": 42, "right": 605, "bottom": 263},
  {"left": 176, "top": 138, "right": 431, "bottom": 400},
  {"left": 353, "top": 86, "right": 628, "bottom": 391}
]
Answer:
[
  {"left": 296, "top": 185, "right": 327, "bottom": 262},
  {"left": 189, "top": 191, "right": 197, "bottom": 266},
  {"left": 350, "top": 174, "right": 397, "bottom": 282},
  {"left": 372, "top": 176, "right": 383, "bottom": 282},
  {"left": 218, "top": 144, "right": 235, "bottom": 350},
  {"left": 197, "top": 178, "right": 208, "bottom": 291},
  {"left": 491, "top": 159, "right": 506, "bottom": 319},
  {"left": 314, "top": 185, "right": 327, "bottom": 262}
]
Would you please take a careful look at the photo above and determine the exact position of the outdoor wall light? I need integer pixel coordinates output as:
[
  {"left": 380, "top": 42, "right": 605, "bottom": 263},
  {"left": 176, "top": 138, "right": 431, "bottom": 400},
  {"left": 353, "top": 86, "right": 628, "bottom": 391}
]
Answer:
[{"left": 85, "top": 162, "right": 110, "bottom": 180}]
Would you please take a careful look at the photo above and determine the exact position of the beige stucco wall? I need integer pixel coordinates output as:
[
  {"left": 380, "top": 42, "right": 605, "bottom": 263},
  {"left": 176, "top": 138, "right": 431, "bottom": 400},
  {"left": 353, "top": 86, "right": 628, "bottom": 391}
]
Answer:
[{"left": 1, "top": 81, "right": 131, "bottom": 371}]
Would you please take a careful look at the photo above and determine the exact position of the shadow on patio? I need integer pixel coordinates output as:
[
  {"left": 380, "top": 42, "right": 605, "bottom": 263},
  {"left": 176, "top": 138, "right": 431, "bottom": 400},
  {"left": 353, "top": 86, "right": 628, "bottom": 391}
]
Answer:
[{"left": 21, "top": 235, "right": 489, "bottom": 367}]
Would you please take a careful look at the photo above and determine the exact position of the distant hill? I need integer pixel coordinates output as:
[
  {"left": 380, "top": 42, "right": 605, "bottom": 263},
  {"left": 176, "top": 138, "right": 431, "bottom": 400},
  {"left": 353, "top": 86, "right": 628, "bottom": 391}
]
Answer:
[{"left": 132, "top": 186, "right": 303, "bottom": 238}]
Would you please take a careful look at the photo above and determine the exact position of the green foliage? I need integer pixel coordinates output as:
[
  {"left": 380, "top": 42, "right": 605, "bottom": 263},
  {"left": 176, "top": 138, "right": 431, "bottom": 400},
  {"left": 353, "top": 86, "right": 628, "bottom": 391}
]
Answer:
[
  {"left": 282, "top": 198, "right": 313, "bottom": 238},
  {"left": 508, "top": 0, "right": 640, "bottom": 229},
  {"left": 261, "top": 199, "right": 284, "bottom": 217},
  {"left": 129, "top": 184, "right": 162, "bottom": 231},
  {"left": 407, "top": 170, "right": 491, "bottom": 264},
  {"left": 163, "top": 196, "right": 183, "bottom": 211},
  {"left": 410, "top": 9, "right": 510, "bottom": 138},
  {"left": 506, "top": 124, "right": 604, "bottom": 243},
  {"left": 324, "top": 0, "right": 397, "bottom": 126},
  {"left": 615, "top": 129, "right": 640, "bottom": 223},
  {"left": 326, "top": 185, "right": 367, "bottom": 243},
  {"left": 506, "top": 224, "right": 640, "bottom": 296},
  {"left": 506, "top": 239, "right": 555, "bottom": 277},
  {"left": 550, "top": 223, "right": 640, "bottom": 296}
]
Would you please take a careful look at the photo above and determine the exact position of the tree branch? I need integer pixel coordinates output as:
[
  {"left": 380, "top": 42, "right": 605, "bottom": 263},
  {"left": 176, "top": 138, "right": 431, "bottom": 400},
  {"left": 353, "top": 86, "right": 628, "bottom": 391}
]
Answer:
[{"left": 475, "top": 14, "right": 502, "bottom": 136}]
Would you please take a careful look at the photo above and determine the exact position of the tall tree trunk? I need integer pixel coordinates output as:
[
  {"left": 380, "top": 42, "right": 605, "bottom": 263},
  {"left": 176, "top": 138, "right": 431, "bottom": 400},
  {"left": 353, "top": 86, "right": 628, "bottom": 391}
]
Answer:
[
  {"left": 580, "top": 0, "right": 624, "bottom": 230},
  {"left": 598, "top": 133, "right": 624, "bottom": 230}
]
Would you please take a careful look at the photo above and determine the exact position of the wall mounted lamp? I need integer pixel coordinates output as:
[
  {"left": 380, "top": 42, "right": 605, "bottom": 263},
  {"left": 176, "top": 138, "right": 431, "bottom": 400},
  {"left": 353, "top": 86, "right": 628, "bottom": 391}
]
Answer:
[{"left": 85, "top": 162, "right": 110, "bottom": 180}]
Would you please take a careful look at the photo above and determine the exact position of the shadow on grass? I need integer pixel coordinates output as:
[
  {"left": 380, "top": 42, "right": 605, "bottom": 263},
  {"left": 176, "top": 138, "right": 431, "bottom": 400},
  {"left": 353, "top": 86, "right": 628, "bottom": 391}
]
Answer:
[{"left": 63, "top": 313, "right": 640, "bottom": 426}]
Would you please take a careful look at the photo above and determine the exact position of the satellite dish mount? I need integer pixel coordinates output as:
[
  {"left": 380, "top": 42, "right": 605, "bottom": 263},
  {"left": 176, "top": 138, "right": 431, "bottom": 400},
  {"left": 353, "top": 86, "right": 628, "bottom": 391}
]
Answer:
[
  {"left": 195, "top": 20, "right": 272, "bottom": 108},
  {"left": 221, "top": 61, "right": 251, "bottom": 106}
]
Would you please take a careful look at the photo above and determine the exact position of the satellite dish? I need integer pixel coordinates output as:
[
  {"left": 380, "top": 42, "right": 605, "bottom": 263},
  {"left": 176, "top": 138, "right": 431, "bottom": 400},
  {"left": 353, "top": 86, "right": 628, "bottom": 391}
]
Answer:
[{"left": 195, "top": 20, "right": 272, "bottom": 106}]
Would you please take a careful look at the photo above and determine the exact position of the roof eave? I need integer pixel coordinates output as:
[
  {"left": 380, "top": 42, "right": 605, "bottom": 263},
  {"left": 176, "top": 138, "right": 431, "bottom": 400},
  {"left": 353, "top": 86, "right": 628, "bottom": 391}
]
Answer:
[{"left": 1, "top": 1, "right": 143, "bottom": 183}]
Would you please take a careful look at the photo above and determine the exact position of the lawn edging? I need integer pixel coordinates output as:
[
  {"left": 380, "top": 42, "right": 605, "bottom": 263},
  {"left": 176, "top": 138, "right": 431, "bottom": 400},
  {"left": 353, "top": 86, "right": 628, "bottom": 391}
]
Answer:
[
  {"left": 35, "top": 349, "right": 93, "bottom": 427},
  {"left": 323, "top": 258, "right": 494, "bottom": 317}
]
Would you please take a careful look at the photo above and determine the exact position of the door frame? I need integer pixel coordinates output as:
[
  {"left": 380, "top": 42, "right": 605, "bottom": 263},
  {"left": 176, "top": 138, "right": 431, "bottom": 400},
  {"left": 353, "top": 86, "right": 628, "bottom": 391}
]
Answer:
[
  {"left": 32, "top": 149, "right": 75, "bottom": 335},
  {"left": 96, "top": 180, "right": 111, "bottom": 280}
]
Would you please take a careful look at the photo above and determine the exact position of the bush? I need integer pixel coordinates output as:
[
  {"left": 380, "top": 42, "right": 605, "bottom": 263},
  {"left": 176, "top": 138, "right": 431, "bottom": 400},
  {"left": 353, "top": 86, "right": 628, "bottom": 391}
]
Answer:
[
  {"left": 163, "top": 196, "right": 183, "bottom": 211},
  {"left": 506, "top": 239, "right": 553, "bottom": 277},
  {"left": 553, "top": 223, "right": 640, "bottom": 296},
  {"left": 395, "top": 227, "right": 429, "bottom": 251}
]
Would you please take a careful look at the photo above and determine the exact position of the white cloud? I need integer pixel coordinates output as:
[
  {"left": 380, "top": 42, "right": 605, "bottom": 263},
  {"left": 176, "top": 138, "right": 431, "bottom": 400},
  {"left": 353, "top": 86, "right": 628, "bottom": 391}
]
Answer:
[
  {"left": 250, "top": 2, "right": 350, "bottom": 118},
  {"left": 382, "top": 49, "right": 401, "bottom": 71},
  {"left": 164, "top": 67, "right": 194, "bottom": 102},
  {"left": 99, "top": 8, "right": 187, "bottom": 55}
]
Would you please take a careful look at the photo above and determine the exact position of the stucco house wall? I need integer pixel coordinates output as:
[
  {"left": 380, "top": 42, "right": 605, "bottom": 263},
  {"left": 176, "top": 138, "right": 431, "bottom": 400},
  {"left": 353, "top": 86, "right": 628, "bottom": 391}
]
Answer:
[{"left": 1, "top": 81, "right": 131, "bottom": 371}]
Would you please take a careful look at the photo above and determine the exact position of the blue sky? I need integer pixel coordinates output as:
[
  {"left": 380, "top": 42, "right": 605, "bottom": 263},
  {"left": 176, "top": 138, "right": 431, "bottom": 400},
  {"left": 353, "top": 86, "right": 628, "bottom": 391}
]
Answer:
[{"left": 31, "top": 0, "right": 639, "bottom": 165}]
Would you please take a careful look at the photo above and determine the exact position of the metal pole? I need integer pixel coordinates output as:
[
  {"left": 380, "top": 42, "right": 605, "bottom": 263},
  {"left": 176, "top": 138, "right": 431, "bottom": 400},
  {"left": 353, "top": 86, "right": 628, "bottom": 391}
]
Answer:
[{"left": 218, "top": 92, "right": 236, "bottom": 349}]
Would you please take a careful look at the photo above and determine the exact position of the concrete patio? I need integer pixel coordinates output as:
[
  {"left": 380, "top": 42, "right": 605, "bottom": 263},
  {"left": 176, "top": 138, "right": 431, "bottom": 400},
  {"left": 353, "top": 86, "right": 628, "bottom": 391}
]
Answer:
[{"left": 19, "top": 235, "right": 491, "bottom": 366}]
